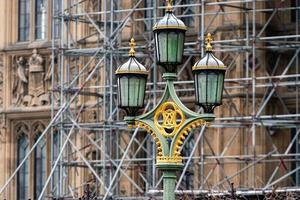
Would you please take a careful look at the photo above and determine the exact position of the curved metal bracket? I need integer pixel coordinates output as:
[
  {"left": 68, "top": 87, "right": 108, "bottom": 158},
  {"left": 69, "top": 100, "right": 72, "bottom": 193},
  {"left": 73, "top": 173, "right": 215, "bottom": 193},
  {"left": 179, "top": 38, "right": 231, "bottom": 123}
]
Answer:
[{"left": 127, "top": 73, "right": 215, "bottom": 169}]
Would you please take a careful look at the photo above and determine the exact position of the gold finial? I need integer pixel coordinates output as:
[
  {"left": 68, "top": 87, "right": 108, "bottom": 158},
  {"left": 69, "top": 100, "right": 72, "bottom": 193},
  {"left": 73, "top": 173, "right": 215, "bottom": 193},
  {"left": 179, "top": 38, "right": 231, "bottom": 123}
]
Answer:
[
  {"left": 128, "top": 38, "right": 136, "bottom": 56},
  {"left": 166, "top": 0, "right": 173, "bottom": 12},
  {"left": 205, "top": 33, "right": 213, "bottom": 52}
]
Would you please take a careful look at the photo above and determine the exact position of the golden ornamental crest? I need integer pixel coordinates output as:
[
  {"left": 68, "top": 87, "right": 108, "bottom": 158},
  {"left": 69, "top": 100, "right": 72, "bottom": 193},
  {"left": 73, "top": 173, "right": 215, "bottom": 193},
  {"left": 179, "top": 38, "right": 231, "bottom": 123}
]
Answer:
[{"left": 154, "top": 101, "right": 185, "bottom": 137}]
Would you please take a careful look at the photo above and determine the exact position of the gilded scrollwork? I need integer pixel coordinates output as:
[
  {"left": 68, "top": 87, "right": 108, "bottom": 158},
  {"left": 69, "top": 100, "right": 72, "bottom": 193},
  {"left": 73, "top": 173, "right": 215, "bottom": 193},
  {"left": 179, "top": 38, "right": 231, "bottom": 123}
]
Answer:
[{"left": 131, "top": 121, "right": 163, "bottom": 157}]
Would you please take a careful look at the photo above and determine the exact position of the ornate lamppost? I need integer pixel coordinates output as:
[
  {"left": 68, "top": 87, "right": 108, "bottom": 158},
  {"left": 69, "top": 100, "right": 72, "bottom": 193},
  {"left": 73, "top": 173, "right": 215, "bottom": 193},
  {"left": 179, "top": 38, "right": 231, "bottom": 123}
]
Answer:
[{"left": 115, "top": 1, "right": 226, "bottom": 200}]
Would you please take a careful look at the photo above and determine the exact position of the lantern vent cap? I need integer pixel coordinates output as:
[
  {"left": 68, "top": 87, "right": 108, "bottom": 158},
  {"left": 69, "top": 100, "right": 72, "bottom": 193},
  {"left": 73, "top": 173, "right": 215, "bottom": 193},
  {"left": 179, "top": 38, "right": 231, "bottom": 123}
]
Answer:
[
  {"left": 115, "top": 38, "right": 148, "bottom": 75},
  {"left": 153, "top": 1, "right": 187, "bottom": 31},
  {"left": 193, "top": 33, "right": 226, "bottom": 71}
]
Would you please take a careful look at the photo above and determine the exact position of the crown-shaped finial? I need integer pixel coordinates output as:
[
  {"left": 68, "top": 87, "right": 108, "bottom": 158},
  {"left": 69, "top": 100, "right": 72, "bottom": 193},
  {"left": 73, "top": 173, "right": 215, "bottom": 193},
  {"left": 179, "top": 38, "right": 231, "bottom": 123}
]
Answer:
[
  {"left": 166, "top": 0, "right": 173, "bottom": 12},
  {"left": 205, "top": 33, "right": 213, "bottom": 52},
  {"left": 129, "top": 38, "right": 136, "bottom": 56}
]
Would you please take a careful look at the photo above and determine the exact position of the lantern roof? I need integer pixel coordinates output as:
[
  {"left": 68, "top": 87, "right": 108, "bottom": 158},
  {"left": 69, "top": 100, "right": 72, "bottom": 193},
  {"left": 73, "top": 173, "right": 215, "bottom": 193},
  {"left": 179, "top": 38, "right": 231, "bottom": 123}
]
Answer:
[
  {"left": 193, "top": 33, "right": 226, "bottom": 71},
  {"left": 115, "top": 38, "right": 148, "bottom": 75},
  {"left": 153, "top": 0, "right": 187, "bottom": 31}
]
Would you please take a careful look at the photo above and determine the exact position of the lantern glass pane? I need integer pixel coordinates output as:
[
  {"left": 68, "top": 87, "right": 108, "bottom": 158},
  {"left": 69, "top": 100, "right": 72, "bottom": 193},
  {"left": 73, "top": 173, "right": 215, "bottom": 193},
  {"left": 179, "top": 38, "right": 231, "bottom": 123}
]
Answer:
[
  {"left": 216, "top": 73, "right": 224, "bottom": 104},
  {"left": 167, "top": 32, "right": 179, "bottom": 63},
  {"left": 177, "top": 32, "right": 184, "bottom": 63},
  {"left": 196, "top": 73, "right": 207, "bottom": 104},
  {"left": 128, "top": 76, "right": 143, "bottom": 107},
  {"left": 118, "top": 75, "right": 147, "bottom": 108},
  {"left": 119, "top": 76, "right": 129, "bottom": 107},
  {"left": 158, "top": 32, "right": 167, "bottom": 63},
  {"left": 207, "top": 72, "right": 218, "bottom": 104},
  {"left": 195, "top": 71, "right": 225, "bottom": 106},
  {"left": 138, "top": 78, "right": 146, "bottom": 107}
]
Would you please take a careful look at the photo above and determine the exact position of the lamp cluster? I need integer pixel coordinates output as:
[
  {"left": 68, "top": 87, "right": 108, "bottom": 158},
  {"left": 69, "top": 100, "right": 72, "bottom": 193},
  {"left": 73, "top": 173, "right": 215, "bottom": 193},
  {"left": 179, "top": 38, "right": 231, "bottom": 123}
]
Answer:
[{"left": 116, "top": 0, "right": 226, "bottom": 116}]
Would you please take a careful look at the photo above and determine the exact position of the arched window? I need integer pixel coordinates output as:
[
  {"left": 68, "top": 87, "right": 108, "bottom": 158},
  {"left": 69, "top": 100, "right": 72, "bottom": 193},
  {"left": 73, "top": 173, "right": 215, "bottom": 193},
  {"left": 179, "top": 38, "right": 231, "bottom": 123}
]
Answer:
[
  {"left": 16, "top": 124, "right": 30, "bottom": 200},
  {"left": 33, "top": 123, "right": 47, "bottom": 199},
  {"left": 35, "top": 0, "right": 48, "bottom": 39},
  {"left": 18, "top": 0, "right": 30, "bottom": 41}
]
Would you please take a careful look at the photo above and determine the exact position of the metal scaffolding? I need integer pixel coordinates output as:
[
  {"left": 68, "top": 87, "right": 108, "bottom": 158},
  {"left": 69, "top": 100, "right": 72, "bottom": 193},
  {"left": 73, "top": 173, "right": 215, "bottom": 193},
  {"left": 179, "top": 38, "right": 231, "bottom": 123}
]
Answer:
[{"left": 1, "top": 0, "right": 300, "bottom": 199}]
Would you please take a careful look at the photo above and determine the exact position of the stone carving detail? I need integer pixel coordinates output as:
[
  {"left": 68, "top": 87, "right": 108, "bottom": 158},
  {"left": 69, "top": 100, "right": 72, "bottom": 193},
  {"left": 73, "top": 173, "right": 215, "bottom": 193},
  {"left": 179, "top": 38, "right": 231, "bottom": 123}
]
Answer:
[
  {"left": 12, "top": 49, "right": 51, "bottom": 107},
  {"left": 14, "top": 120, "right": 47, "bottom": 140},
  {"left": 15, "top": 122, "right": 30, "bottom": 139},
  {"left": 13, "top": 56, "right": 28, "bottom": 106},
  {"left": 32, "top": 121, "right": 46, "bottom": 139},
  {"left": 45, "top": 55, "right": 58, "bottom": 89}
]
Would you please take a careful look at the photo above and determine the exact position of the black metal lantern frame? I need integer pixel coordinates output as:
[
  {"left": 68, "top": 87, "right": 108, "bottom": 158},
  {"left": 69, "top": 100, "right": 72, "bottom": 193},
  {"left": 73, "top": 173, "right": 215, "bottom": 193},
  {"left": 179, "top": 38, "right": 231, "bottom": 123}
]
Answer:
[
  {"left": 117, "top": 73, "right": 148, "bottom": 116},
  {"left": 153, "top": 0, "right": 187, "bottom": 73},
  {"left": 193, "top": 68, "right": 226, "bottom": 113},
  {"left": 115, "top": 38, "right": 148, "bottom": 116},
  {"left": 154, "top": 28, "right": 186, "bottom": 72}
]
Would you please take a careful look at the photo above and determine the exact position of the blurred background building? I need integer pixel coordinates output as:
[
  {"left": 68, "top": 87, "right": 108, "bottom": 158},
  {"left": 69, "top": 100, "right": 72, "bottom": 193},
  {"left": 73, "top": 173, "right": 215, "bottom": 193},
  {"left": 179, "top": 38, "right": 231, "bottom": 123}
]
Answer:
[{"left": 0, "top": 0, "right": 300, "bottom": 199}]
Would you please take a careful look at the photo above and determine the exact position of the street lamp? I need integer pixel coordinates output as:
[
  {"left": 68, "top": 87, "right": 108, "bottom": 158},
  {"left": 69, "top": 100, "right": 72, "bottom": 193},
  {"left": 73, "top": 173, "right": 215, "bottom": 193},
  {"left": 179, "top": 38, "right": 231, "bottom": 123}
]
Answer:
[
  {"left": 192, "top": 33, "right": 226, "bottom": 113},
  {"left": 116, "top": 1, "right": 226, "bottom": 200},
  {"left": 116, "top": 38, "right": 149, "bottom": 116},
  {"left": 153, "top": 0, "right": 187, "bottom": 72}
]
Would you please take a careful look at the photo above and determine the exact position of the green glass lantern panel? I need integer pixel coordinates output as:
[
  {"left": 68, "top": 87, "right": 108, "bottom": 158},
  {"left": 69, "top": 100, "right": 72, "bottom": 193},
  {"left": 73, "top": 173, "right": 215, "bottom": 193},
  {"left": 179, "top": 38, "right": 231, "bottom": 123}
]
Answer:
[
  {"left": 195, "top": 73, "right": 206, "bottom": 104},
  {"left": 194, "top": 70, "right": 225, "bottom": 112},
  {"left": 119, "top": 76, "right": 129, "bottom": 107},
  {"left": 155, "top": 30, "right": 185, "bottom": 67},
  {"left": 157, "top": 32, "right": 167, "bottom": 63},
  {"left": 216, "top": 73, "right": 225, "bottom": 104},
  {"left": 167, "top": 32, "right": 179, "bottom": 63},
  {"left": 128, "top": 76, "right": 146, "bottom": 107},
  {"left": 207, "top": 71, "right": 219, "bottom": 104},
  {"left": 118, "top": 75, "right": 147, "bottom": 109},
  {"left": 177, "top": 32, "right": 184, "bottom": 63}
]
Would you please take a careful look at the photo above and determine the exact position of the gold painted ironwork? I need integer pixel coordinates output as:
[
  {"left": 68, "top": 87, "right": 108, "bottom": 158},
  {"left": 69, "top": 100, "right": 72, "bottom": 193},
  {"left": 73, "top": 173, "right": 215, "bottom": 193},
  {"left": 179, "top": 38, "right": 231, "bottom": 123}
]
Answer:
[
  {"left": 157, "top": 155, "right": 183, "bottom": 164},
  {"left": 205, "top": 33, "right": 213, "bottom": 52},
  {"left": 131, "top": 121, "right": 163, "bottom": 156},
  {"left": 154, "top": 101, "right": 185, "bottom": 137},
  {"left": 172, "top": 119, "right": 207, "bottom": 157},
  {"left": 192, "top": 65, "right": 226, "bottom": 71},
  {"left": 115, "top": 70, "right": 149, "bottom": 75},
  {"left": 128, "top": 38, "right": 136, "bottom": 56},
  {"left": 166, "top": 0, "right": 173, "bottom": 12},
  {"left": 153, "top": 25, "right": 187, "bottom": 31},
  {"left": 115, "top": 38, "right": 149, "bottom": 75}
]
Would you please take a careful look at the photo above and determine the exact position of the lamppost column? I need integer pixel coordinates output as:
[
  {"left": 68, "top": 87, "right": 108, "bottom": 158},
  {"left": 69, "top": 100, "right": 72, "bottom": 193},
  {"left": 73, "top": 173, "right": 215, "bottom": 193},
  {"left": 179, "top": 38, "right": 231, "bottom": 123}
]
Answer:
[{"left": 162, "top": 171, "right": 177, "bottom": 200}]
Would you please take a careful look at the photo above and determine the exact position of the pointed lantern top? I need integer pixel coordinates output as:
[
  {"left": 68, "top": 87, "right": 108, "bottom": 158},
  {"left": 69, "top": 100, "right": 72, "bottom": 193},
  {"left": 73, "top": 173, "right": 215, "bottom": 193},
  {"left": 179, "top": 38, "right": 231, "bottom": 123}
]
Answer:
[{"left": 115, "top": 38, "right": 148, "bottom": 75}]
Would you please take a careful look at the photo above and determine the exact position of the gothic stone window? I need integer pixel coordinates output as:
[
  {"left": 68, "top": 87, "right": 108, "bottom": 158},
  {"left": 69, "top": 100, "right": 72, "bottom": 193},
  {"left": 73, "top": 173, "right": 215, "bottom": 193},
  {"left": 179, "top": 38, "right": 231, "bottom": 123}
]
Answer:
[
  {"left": 33, "top": 123, "right": 47, "bottom": 199},
  {"left": 16, "top": 123, "right": 30, "bottom": 200},
  {"left": 15, "top": 121, "right": 48, "bottom": 199},
  {"left": 53, "top": 0, "right": 62, "bottom": 38},
  {"left": 18, "top": 0, "right": 30, "bottom": 41},
  {"left": 35, "top": 0, "right": 48, "bottom": 39},
  {"left": 18, "top": 0, "right": 52, "bottom": 41}
]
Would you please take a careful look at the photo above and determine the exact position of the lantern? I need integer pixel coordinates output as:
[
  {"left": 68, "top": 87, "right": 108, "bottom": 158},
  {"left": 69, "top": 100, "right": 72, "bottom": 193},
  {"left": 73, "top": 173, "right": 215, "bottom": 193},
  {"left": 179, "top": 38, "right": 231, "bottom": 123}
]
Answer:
[
  {"left": 153, "top": 0, "right": 187, "bottom": 72},
  {"left": 115, "top": 38, "right": 148, "bottom": 116},
  {"left": 192, "top": 33, "right": 226, "bottom": 113}
]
